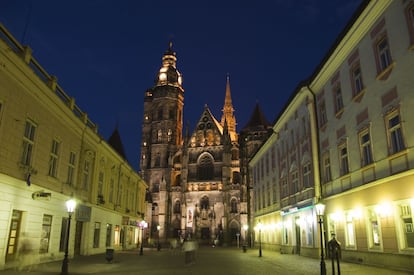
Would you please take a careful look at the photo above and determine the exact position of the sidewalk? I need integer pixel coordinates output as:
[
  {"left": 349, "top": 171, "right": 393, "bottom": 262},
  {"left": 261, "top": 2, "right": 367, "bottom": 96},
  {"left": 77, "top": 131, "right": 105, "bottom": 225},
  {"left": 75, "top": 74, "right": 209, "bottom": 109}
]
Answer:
[{"left": 0, "top": 246, "right": 412, "bottom": 275}]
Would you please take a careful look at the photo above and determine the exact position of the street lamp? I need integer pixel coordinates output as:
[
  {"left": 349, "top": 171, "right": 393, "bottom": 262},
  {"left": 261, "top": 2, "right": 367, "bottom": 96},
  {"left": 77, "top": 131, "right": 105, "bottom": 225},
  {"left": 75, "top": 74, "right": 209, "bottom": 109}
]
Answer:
[
  {"left": 61, "top": 199, "right": 76, "bottom": 275},
  {"left": 256, "top": 221, "right": 263, "bottom": 257},
  {"left": 157, "top": 225, "right": 161, "bottom": 251},
  {"left": 139, "top": 220, "right": 147, "bottom": 256},
  {"left": 315, "top": 202, "right": 326, "bottom": 275}
]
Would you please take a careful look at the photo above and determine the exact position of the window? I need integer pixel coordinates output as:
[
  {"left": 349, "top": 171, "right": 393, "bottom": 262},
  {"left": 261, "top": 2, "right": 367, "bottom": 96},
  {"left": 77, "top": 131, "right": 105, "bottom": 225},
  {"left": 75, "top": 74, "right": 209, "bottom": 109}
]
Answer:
[
  {"left": 109, "top": 178, "right": 114, "bottom": 203},
  {"left": 266, "top": 182, "right": 271, "bottom": 207},
  {"left": 339, "top": 144, "right": 349, "bottom": 176},
  {"left": 271, "top": 147, "right": 276, "bottom": 169},
  {"left": 98, "top": 172, "right": 104, "bottom": 196},
  {"left": 106, "top": 224, "right": 112, "bottom": 247},
  {"left": 157, "top": 129, "right": 162, "bottom": 142},
  {"left": 167, "top": 129, "right": 172, "bottom": 142},
  {"left": 291, "top": 170, "right": 299, "bottom": 194},
  {"left": 82, "top": 160, "right": 90, "bottom": 190},
  {"left": 303, "top": 162, "right": 311, "bottom": 188},
  {"left": 360, "top": 131, "right": 373, "bottom": 166},
  {"left": 368, "top": 209, "right": 381, "bottom": 249},
  {"left": 322, "top": 153, "right": 332, "bottom": 183},
  {"left": 40, "top": 215, "right": 52, "bottom": 253},
  {"left": 281, "top": 177, "right": 288, "bottom": 198},
  {"left": 351, "top": 63, "right": 364, "bottom": 97},
  {"left": 345, "top": 213, "right": 356, "bottom": 247},
  {"left": 21, "top": 120, "right": 37, "bottom": 166},
  {"left": 399, "top": 204, "right": 414, "bottom": 248},
  {"left": 67, "top": 152, "right": 76, "bottom": 185},
  {"left": 157, "top": 109, "right": 163, "bottom": 120},
  {"left": 174, "top": 201, "right": 181, "bottom": 214},
  {"left": 272, "top": 181, "right": 277, "bottom": 204},
  {"left": 48, "top": 139, "right": 60, "bottom": 177},
  {"left": 93, "top": 222, "right": 101, "bottom": 248},
  {"left": 405, "top": 2, "right": 414, "bottom": 46},
  {"left": 333, "top": 83, "right": 344, "bottom": 114},
  {"left": 197, "top": 155, "right": 214, "bottom": 180},
  {"left": 387, "top": 112, "right": 405, "bottom": 154},
  {"left": 230, "top": 198, "right": 237, "bottom": 213},
  {"left": 377, "top": 37, "right": 392, "bottom": 71},
  {"left": 318, "top": 99, "right": 327, "bottom": 127}
]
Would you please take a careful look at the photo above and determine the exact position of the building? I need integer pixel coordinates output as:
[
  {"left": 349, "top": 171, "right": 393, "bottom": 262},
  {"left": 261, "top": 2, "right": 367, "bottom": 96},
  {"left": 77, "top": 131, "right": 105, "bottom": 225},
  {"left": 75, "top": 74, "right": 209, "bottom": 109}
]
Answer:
[
  {"left": 251, "top": 0, "right": 414, "bottom": 271},
  {"left": 139, "top": 44, "right": 271, "bottom": 246},
  {"left": 0, "top": 23, "right": 147, "bottom": 270}
]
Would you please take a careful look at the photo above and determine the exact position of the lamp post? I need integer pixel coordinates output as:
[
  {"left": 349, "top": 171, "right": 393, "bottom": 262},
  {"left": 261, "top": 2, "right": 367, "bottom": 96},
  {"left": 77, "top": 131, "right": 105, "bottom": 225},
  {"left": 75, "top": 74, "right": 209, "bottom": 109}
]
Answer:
[
  {"left": 139, "top": 220, "right": 147, "bottom": 256},
  {"left": 61, "top": 199, "right": 76, "bottom": 275},
  {"left": 315, "top": 202, "right": 327, "bottom": 275},
  {"left": 256, "top": 221, "right": 263, "bottom": 257},
  {"left": 157, "top": 225, "right": 161, "bottom": 251}
]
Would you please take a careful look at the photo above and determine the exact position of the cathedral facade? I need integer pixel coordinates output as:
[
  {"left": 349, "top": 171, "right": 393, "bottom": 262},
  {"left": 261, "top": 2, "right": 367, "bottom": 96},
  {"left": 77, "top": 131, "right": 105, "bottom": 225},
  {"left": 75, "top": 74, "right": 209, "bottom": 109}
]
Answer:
[{"left": 140, "top": 43, "right": 251, "bottom": 245}]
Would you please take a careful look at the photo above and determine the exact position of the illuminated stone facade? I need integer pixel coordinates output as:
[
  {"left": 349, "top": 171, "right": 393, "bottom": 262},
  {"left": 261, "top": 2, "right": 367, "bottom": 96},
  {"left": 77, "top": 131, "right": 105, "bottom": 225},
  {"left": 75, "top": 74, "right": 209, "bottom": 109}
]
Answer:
[{"left": 251, "top": 0, "right": 414, "bottom": 271}]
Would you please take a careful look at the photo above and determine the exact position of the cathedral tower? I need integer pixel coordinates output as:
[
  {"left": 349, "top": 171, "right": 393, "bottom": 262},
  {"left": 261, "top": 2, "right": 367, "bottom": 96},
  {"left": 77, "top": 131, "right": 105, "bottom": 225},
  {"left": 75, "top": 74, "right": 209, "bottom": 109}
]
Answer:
[{"left": 140, "top": 42, "right": 184, "bottom": 237}]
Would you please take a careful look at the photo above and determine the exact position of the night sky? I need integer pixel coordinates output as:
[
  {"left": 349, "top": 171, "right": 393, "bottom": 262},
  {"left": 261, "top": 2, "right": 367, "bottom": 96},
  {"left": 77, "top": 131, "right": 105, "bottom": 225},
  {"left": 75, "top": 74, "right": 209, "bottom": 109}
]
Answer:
[{"left": 1, "top": 0, "right": 361, "bottom": 170}]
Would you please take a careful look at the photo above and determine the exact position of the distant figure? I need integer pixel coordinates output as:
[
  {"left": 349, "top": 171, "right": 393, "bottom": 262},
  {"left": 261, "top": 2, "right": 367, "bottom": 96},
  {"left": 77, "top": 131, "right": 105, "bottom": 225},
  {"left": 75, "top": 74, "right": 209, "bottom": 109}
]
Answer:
[
  {"left": 18, "top": 236, "right": 34, "bottom": 271},
  {"left": 182, "top": 240, "right": 198, "bottom": 265}
]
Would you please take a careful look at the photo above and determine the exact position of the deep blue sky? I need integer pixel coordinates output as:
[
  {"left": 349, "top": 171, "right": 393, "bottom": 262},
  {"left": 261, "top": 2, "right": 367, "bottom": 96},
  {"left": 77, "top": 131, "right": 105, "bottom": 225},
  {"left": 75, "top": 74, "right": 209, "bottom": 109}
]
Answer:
[{"left": 1, "top": 0, "right": 361, "bottom": 170}]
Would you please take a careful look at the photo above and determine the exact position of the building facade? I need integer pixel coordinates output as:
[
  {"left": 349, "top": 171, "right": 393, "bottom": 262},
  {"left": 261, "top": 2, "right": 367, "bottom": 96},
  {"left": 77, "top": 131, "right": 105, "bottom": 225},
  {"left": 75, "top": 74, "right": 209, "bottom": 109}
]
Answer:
[
  {"left": 139, "top": 44, "right": 271, "bottom": 246},
  {"left": 251, "top": 0, "right": 414, "bottom": 271},
  {"left": 0, "top": 24, "right": 147, "bottom": 270}
]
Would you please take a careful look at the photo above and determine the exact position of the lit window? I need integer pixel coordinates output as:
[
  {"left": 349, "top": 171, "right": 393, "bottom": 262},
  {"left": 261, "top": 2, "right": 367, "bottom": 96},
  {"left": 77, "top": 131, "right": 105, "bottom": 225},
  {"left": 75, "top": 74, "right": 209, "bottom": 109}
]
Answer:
[
  {"left": 360, "top": 131, "right": 373, "bottom": 166},
  {"left": 387, "top": 112, "right": 405, "bottom": 154},
  {"left": 345, "top": 213, "right": 356, "bottom": 247},
  {"left": 167, "top": 129, "right": 172, "bottom": 142},
  {"left": 157, "top": 129, "right": 162, "bottom": 142},
  {"left": 40, "top": 215, "right": 52, "bottom": 253},
  {"left": 48, "top": 139, "right": 60, "bottom": 177},
  {"left": 368, "top": 209, "right": 381, "bottom": 248},
  {"left": 399, "top": 204, "right": 414, "bottom": 248}
]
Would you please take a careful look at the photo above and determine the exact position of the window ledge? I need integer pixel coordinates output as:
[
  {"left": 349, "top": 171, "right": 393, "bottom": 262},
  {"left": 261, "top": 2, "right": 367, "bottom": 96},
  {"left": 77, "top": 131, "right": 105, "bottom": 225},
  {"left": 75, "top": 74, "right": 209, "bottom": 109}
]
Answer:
[
  {"left": 335, "top": 108, "right": 345, "bottom": 119},
  {"left": 376, "top": 62, "right": 396, "bottom": 81},
  {"left": 352, "top": 88, "right": 366, "bottom": 103}
]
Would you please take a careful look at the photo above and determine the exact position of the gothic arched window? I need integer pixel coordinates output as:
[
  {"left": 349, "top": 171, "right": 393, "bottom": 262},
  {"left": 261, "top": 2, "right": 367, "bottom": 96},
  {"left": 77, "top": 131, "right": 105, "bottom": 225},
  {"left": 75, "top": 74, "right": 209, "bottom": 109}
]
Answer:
[
  {"left": 174, "top": 200, "right": 181, "bottom": 214},
  {"left": 197, "top": 154, "right": 214, "bottom": 180},
  {"left": 230, "top": 198, "right": 238, "bottom": 213},
  {"left": 200, "top": 196, "right": 209, "bottom": 210}
]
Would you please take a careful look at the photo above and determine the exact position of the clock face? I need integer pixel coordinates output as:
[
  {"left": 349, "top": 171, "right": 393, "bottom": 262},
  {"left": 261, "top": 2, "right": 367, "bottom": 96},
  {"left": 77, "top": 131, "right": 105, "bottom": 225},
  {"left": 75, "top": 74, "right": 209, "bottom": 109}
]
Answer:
[{"left": 159, "top": 73, "right": 167, "bottom": 81}]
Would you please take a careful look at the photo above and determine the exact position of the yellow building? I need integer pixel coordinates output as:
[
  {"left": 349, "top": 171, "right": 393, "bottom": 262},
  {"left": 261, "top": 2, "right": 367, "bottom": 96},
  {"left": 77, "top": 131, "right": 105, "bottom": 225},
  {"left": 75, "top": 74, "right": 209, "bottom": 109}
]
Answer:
[
  {"left": 0, "top": 24, "right": 147, "bottom": 270},
  {"left": 251, "top": 0, "right": 414, "bottom": 271}
]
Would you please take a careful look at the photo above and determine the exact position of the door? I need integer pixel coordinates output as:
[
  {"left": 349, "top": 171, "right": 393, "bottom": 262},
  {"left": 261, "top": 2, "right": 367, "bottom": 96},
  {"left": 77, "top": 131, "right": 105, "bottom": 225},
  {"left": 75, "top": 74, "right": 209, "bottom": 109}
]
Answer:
[
  {"left": 74, "top": 221, "right": 83, "bottom": 255},
  {"left": 6, "top": 210, "right": 22, "bottom": 261}
]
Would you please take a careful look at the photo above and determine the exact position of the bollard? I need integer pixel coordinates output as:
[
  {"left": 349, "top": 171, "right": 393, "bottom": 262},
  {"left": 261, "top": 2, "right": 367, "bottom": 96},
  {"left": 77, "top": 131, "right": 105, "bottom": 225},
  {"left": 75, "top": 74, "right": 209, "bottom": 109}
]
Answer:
[
  {"left": 242, "top": 244, "right": 247, "bottom": 253},
  {"left": 105, "top": 248, "right": 114, "bottom": 263}
]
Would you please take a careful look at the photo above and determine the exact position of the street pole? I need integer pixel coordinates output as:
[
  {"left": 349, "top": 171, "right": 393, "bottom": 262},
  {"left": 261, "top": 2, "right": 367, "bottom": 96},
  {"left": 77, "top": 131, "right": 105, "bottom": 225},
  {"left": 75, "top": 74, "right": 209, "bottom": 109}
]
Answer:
[{"left": 61, "top": 199, "right": 76, "bottom": 275}]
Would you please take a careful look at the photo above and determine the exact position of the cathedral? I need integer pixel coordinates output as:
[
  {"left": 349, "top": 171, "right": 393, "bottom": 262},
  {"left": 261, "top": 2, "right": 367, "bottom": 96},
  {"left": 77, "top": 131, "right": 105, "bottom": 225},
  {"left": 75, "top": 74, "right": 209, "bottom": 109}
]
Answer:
[{"left": 139, "top": 42, "right": 271, "bottom": 245}]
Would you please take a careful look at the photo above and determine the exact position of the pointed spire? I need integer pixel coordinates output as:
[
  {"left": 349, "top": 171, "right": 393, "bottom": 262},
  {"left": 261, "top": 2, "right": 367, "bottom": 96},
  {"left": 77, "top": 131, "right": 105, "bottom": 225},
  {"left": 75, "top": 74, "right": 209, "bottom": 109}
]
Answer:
[{"left": 220, "top": 74, "right": 237, "bottom": 135}]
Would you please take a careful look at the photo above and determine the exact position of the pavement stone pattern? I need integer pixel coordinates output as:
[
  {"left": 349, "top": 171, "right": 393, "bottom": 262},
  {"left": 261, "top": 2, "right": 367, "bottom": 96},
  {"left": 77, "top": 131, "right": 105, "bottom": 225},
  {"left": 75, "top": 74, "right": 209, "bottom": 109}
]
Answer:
[{"left": 0, "top": 245, "right": 412, "bottom": 275}]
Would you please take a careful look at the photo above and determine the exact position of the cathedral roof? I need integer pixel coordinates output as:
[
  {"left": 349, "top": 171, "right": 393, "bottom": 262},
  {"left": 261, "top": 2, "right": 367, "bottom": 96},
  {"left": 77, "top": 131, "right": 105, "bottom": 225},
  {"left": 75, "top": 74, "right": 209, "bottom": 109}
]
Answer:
[
  {"left": 108, "top": 127, "right": 127, "bottom": 160},
  {"left": 241, "top": 102, "right": 271, "bottom": 133}
]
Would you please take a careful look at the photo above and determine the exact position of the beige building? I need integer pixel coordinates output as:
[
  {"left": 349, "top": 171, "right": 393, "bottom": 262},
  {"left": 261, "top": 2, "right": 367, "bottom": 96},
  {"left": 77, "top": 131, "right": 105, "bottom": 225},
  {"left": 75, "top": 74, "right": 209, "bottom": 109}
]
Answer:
[
  {"left": 0, "top": 24, "right": 147, "bottom": 270},
  {"left": 251, "top": 0, "right": 414, "bottom": 271}
]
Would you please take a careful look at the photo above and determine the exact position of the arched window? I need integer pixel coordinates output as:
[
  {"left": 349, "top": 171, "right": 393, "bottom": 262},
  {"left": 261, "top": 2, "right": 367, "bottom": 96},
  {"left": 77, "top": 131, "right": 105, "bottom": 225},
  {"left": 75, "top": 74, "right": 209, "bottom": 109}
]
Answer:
[
  {"left": 200, "top": 196, "right": 209, "bottom": 210},
  {"left": 232, "top": 171, "right": 240, "bottom": 184},
  {"left": 174, "top": 200, "right": 181, "bottom": 214},
  {"left": 155, "top": 153, "right": 161, "bottom": 167},
  {"left": 230, "top": 198, "right": 238, "bottom": 213},
  {"left": 197, "top": 154, "right": 214, "bottom": 180}
]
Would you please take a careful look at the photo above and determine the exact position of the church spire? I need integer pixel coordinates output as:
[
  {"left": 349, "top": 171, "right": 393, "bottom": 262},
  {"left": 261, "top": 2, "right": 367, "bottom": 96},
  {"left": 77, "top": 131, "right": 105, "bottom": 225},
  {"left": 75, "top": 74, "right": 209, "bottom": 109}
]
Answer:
[{"left": 220, "top": 74, "right": 237, "bottom": 135}]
